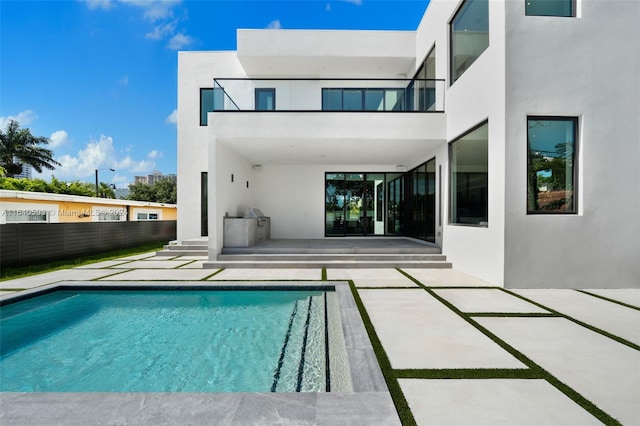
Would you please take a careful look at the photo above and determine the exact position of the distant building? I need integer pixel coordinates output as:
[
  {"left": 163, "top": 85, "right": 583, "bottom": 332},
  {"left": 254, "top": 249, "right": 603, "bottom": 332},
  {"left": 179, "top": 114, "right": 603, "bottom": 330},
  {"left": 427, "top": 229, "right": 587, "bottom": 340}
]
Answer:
[
  {"left": 13, "top": 163, "right": 32, "bottom": 179},
  {"left": 134, "top": 171, "right": 177, "bottom": 185}
]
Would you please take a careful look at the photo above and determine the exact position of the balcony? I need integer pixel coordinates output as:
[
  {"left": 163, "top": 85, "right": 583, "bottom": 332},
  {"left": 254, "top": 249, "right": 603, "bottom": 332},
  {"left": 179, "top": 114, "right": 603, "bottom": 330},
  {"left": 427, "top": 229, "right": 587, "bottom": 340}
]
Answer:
[
  {"left": 205, "top": 78, "right": 446, "bottom": 166},
  {"left": 210, "top": 78, "right": 445, "bottom": 112}
]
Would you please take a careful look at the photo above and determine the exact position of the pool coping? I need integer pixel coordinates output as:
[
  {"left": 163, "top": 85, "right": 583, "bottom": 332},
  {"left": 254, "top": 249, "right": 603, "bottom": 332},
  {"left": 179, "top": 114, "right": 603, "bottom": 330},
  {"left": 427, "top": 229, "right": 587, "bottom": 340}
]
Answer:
[{"left": 0, "top": 281, "right": 400, "bottom": 425}]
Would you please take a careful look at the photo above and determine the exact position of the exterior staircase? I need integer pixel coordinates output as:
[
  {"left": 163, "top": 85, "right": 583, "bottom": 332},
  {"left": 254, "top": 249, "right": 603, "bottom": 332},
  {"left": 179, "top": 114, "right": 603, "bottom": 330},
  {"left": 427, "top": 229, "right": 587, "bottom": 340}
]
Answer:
[
  {"left": 156, "top": 238, "right": 208, "bottom": 256},
  {"left": 159, "top": 238, "right": 452, "bottom": 269}
]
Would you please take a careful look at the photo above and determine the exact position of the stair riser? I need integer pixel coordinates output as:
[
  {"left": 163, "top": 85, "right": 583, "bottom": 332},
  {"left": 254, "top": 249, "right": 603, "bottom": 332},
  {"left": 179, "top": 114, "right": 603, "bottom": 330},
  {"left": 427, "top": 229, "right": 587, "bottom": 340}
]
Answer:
[
  {"left": 203, "top": 262, "right": 452, "bottom": 269},
  {"left": 217, "top": 255, "right": 446, "bottom": 262}
]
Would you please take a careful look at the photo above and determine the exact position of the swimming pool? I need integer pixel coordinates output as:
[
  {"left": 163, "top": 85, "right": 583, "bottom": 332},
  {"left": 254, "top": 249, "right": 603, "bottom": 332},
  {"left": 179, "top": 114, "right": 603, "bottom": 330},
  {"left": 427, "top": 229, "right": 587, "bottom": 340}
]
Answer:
[{"left": 0, "top": 285, "right": 351, "bottom": 393}]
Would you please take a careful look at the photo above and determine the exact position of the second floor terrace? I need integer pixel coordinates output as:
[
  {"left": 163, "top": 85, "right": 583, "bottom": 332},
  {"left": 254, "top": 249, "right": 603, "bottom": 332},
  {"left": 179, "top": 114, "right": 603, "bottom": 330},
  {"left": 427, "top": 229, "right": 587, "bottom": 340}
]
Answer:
[{"left": 203, "top": 78, "right": 445, "bottom": 116}]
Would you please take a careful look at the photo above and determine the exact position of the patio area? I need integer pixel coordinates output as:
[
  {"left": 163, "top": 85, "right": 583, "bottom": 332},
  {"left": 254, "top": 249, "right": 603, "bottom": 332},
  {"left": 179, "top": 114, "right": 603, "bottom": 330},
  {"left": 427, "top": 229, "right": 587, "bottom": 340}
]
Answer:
[{"left": 1, "top": 252, "right": 638, "bottom": 425}]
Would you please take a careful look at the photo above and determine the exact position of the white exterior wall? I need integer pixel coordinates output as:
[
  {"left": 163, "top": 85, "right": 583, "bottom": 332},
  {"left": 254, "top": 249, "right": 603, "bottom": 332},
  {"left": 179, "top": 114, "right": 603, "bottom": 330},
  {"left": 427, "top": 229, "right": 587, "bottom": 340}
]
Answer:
[
  {"left": 253, "top": 165, "right": 402, "bottom": 240},
  {"left": 503, "top": 0, "right": 640, "bottom": 288},
  {"left": 177, "top": 51, "right": 247, "bottom": 242},
  {"left": 417, "top": 0, "right": 507, "bottom": 285}
]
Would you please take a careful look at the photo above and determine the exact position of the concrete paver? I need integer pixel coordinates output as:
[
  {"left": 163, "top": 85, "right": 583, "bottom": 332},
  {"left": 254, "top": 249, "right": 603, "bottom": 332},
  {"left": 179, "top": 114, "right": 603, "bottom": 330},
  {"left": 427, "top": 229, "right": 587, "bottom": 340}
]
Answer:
[
  {"left": 326, "top": 269, "right": 417, "bottom": 288},
  {"left": 110, "top": 260, "right": 193, "bottom": 269},
  {"left": 400, "top": 378, "right": 600, "bottom": 426},
  {"left": 208, "top": 268, "right": 321, "bottom": 281},
  {"left": 177, "top": 260, "right": 207, "bottom": 269},
  {"left": 359, "top": 289, "right": 525, "bottom": 369},
  {"left": 433, "top": 288, "right": 550, "bottom": 313},
  {"left": 114, "top": 252, "right": 157, "bottom": 260},
  {"left": 73, "top": 260, "right": 132, "bottom": 269},
  {"left": 476, "top": 317, "right": 640, "bottom": 426},
  {"left": 512, "top": 289, "right": 640, "bottom": 345},
  {"left": 98, "top": 269, "right": 216, "bottom": 281},
  {"left": 0, "top": 269, "right": 123, "bottom": 290},
  {"left": 400, "top": 269, "right": 492, "bottom": 287},
  {"left": 582, "top": 289, "right": 640, "bottom": 308}
]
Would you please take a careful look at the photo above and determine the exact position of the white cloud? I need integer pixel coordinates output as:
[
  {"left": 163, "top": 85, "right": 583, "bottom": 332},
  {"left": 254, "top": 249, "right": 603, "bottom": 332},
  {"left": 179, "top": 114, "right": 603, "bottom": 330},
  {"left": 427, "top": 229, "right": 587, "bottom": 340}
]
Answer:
[
  {"left": 46, "top": 134, "right": 155, "bottom": 180},
  {"left": 325, "top": 3, "right": 332, "bottom": 11},
  {"left": 165, "top": 108, "right": 177, "bottom": 125},
  {"left": 343, "top": 0, "right": 363, "bottom": 4},
  {"left": 148, "top": 150, "right": 163, "bottom": 159},
  {"left": 145, "top": 21, "right": 176, "bottom": 40},
  {"left": 84, "top": 0, "right": 113, "bottom": 10},
  {"left": 118, "top": 75, "right": 129, "bottom": 86},
  {"left": 266, "top": 19, "right": 282, "bottom": 29},
  {"left": 167, "top": 32, "right": 194, "bottom": 50},
  {"left": 49, "top": 130, "right": 69, "bottom": 148},
  {"left": 0, "top": 110, "right": 38, "bottom": 129},
  {"left": 119, "top": 0, "right": 181, "bottom": 21}
]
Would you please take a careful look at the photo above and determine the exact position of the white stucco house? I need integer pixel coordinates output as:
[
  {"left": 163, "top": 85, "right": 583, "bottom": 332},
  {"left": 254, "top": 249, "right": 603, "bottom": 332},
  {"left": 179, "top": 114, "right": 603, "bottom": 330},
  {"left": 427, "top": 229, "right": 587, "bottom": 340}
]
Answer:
[{"left": 177, "top": 0, "right": 639, "bottom": 288}]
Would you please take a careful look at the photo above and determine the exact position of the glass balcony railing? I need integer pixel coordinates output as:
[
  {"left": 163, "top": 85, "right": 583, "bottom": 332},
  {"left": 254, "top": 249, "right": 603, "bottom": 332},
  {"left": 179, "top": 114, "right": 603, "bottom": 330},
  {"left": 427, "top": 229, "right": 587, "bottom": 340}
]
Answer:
[{"left": 209, "top": 78, "right": 445, "bottom": 113}]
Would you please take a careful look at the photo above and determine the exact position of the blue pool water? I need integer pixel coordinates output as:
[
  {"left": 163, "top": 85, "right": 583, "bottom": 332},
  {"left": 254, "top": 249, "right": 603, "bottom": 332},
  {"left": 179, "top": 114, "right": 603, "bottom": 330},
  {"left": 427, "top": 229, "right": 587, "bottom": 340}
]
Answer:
[{"left": 0, "top": 290, "right": 328, "bottom": 392}]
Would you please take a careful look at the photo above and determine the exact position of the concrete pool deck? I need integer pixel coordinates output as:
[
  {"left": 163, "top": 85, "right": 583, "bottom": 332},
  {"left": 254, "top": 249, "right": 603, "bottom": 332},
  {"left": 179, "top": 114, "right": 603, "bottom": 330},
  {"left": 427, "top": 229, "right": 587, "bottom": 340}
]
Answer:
[{"left": 1, "top": 252, "right": 638, "bottom": 425}]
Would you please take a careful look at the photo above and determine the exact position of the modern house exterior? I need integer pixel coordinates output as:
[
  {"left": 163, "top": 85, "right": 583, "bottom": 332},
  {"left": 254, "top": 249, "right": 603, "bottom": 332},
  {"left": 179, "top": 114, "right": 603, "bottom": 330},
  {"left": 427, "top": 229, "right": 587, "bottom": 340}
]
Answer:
[{"left": 177, "top": 0, "right": 640, "bottom": 288}]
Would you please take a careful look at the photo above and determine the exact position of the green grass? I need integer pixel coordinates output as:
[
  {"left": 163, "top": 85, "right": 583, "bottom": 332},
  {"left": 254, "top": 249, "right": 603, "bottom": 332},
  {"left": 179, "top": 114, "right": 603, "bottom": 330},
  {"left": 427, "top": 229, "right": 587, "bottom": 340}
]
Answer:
[
  {"left": 0, "top": 242, "right": 164, "bottom": 281},
  {"left": 347, "top": 280, "right": 417, "bottom": 426}
]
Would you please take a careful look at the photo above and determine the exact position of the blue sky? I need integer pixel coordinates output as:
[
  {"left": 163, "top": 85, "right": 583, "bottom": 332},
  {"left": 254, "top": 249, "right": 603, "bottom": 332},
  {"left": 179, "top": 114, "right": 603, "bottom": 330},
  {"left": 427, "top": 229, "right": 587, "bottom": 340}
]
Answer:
[{"left": 1, "top": 0, "right": 429, "bottom": 188}]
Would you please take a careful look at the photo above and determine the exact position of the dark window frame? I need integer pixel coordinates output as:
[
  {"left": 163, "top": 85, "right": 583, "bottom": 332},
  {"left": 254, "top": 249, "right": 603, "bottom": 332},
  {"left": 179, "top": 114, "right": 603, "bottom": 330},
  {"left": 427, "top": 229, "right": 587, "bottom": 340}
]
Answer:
[
  {"left": 200, "top": 87, "right": 224, "bottom": 126},
  {"left": 525, "top": 0, "right": 576, "bottom": 17},
  {"left": 526, "top": 116, "right": 579, "bottom": 214},
  {"left": 448, "top": 120, "right": 489, "bottom": 227},
  {"left": 449, "top": 0, "right": 490, "bottom": 85},
  {"left": 255, "top": 88, "right": 276, "bottom": 111}
]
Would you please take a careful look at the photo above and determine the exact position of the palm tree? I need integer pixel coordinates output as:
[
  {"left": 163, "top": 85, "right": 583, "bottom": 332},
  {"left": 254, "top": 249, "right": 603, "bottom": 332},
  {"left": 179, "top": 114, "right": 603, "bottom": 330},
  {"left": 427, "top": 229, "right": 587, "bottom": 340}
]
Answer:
[{"left": 0, "top": 119, "right": 61, "bottom": 177}]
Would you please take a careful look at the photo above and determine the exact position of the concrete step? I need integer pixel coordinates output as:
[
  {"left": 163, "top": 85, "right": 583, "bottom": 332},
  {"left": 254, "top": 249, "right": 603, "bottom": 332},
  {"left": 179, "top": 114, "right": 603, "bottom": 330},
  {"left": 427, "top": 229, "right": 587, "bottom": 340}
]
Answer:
[
  {"left": 216, "top": 253, "right": 447, "bottom": 262},
  {"left": 163, "top": 245, "right": 208, "bottom": 251},
  {"left": 203, "top": 260, "right": 452, "bottom": 269},
  {"left": 221, "top": 247, "right": 440, "bottom": 255},
  {"left": 156, "top": 250, "right": 208, "bottom": 256}
]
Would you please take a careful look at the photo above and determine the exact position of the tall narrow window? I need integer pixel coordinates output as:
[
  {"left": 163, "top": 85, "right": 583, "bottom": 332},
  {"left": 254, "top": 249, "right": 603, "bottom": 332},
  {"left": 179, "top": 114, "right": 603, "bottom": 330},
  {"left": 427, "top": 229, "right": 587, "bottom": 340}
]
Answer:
[
  {"left": 527, "top": 117, "right": 577, "bottom": 213},
  {"left": 450, "top": 121, "right": 489, "bottom": 225},
  {"left": 525, "top": 0, "right": 574, "bottom": 17},
  {"left": 414, "top": 45, "right": 437, "bottom": 111},
  {"left": 201, "top": 172, "right": 208, "bottom": 236},
  {"left": 255, "top": 88, "right": 275, "bottom": 111},
  {"left": 200, "top": 88, "right": 224, "bottom": 126},
  {"left": 450, "top": 0, "right": 489, "bottom": 84}
]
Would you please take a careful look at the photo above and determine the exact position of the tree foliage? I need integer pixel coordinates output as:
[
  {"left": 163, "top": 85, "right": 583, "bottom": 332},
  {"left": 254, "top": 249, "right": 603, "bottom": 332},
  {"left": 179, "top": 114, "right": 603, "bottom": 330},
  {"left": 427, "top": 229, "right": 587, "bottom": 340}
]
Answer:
[
  {"left": 0, "top": 119, "right": 61, "bottom": 177},
  {"left": 0, "top": 176, "right": 115, "bottom": 198},
  {"left": 126, "top": 179, "right": 176, "bottom": 204}
]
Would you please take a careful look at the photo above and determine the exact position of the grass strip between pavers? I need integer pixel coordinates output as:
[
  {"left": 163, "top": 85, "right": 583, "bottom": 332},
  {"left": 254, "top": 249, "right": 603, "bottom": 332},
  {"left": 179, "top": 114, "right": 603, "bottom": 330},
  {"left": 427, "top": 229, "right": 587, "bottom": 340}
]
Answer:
[
  {"left": 321, "top": 268, "right": 327, "bottom": 281},
  {"left": 394, "top": 368, "right": 542, "bottom": 380},
  {"left": 575, "top": 289, "right": 640, "bottom": 311},
  {"left": 201, "top": 268, "right": 225, "bottom": 280},
  {"left": 499, "top": 288, "right": 640, "bottom": 351},
  {"left": 468, "top": 312, "right": 560, "bottom": 318},
  {"left": 347, "top": 280, "right": 417, "bottom": 426},
  {"left": 397, "top": 268, "right": 622, "bottom": 426}
]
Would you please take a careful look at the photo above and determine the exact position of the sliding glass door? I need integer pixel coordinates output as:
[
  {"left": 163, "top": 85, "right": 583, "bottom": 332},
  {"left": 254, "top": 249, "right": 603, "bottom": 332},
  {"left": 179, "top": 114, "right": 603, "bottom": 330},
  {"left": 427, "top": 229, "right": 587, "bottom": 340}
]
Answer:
[
  {"left": 405, "top": 159, "right": 436, "bottom": 242},
  {"left": 325, "top": 173, "right": 386, "bottom": 236},
  {"left": 325, "top": 168, "right": 435, "bottom": 240}
]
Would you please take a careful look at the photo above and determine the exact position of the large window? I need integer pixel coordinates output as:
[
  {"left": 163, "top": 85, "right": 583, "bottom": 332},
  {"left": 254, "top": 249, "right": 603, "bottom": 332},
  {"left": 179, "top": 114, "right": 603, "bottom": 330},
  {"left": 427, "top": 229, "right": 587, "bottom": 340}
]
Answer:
[
  {"left": 255, "top": 88, "right": 275, "bottom": 111},
  {"left": 322, "top": 88, "right": 406, "bottom": 111},
  {"left": 525, "top": 0, "right": 574, "bottom": 17},
  {"left": 200, "top": 88, "right": 224, "bottom": 125},
  {"left": 450, "top": 0, "right": 489, "bottom": 84},
  {"left": 414, "top": 46, "right": 437, "bottom": 111},
  {"left": 527, "top": 117, "right": 577, "bottom": 213},
  {"left": 450, "top": 121, "right": 488, "bottom": 225}
]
